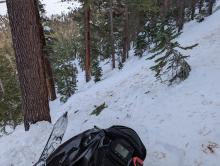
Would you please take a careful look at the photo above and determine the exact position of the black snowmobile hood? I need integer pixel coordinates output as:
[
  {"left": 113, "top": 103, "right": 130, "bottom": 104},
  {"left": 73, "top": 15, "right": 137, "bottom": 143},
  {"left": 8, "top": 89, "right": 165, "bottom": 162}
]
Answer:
[
  {"left": 46, "top": 128, "right": 102, "bottom": 166},
  {"left": 46, "top": 126, "right": 146, "bottom": 166}
]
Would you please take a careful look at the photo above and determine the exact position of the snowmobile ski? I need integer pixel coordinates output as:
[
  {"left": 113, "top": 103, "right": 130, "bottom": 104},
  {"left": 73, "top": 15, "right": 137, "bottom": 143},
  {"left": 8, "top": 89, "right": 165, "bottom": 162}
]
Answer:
[{"left": 33, "top": 112, "right": 68, "bottom": 166}]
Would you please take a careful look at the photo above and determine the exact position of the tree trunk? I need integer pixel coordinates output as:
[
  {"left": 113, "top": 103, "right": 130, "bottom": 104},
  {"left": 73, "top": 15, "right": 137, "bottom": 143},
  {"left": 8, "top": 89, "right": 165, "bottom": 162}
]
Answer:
[
  {"left": 36, "top": 0, "right": 57, "bottom": 101},
  {"left": 191, "top": 0, "right": 196, "bottom": 20},
  {"left": 109, "top": 0, "right": 115, "bottom": 69},
  {"left": 122, "top": 3, "right": 129, "bottom": 63},
  {"left": 0, "top": 79, "right": 4, "bottom": 97},
  {"left": 125, "top": 4, "right": 129, "bottom": 58},
  {"left": 44, "top": 57, "right": 57, "bottom": 100},
  {"left": 160, "top": 0, "right": 170, "bottom": 16},
  {"left": 85, "top": 2, "right": 91, "bottom": 82},
  {"left": 6, "top": 0, "right": 51, "bottom": 131},
  {"left": 176, "top": 0, "right": 185, "bottom": 32},
  {"left": 208, "top": 0, "right": 214, "bottom": 15}
]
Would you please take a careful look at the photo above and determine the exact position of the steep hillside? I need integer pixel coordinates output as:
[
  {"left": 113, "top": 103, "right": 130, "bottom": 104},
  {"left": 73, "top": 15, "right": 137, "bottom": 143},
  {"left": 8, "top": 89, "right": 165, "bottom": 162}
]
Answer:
[{"left": 1, "top": 5, "right": 220, "bottom": 166}]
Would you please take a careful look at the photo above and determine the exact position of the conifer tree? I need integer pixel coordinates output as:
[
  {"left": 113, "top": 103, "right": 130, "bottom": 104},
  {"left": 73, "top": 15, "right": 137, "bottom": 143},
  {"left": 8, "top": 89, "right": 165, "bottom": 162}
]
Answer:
[
  {"left": 0, "top": 15, "right": 22, "bottom": 133},
  {"left": 49, "top": 19, "right": 79, "bottom": 102},
  {"left": 135, "top": 32, "right": 148, "bottom": 57},
  {"left": 109, "top": 0, "right": 115, "bottom": 69},
  {"left": 148, "top": 17, "right": 198, "bottom": 84},
  {"left": 0, "top": 38, "right": 22, "bottom": 132},
  {"left": 85, "top": 0, "right": 92, "bottom": 82},
  {"left": 91, "top": 60, "right": 102, "bottom": 83},
  {"left": 7, "top": 0, "right": 51, "bottom": 131}
]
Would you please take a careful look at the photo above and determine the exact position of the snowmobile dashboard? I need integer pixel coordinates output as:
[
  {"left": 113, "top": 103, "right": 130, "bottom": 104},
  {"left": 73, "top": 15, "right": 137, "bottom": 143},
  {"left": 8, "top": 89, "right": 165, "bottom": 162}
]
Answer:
[
  {"left": 114, "top": 143, "right": 130, "bottom": 158},
  {"left": 111, "top": 139, "right": 134, "bottom": 162}
]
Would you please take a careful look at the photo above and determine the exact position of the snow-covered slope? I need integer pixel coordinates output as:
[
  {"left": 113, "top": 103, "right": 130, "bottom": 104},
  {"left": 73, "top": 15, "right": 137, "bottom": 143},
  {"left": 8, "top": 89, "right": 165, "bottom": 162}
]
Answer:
[{"left": 1, "top": 6, "right": 220, "bottom": 166}]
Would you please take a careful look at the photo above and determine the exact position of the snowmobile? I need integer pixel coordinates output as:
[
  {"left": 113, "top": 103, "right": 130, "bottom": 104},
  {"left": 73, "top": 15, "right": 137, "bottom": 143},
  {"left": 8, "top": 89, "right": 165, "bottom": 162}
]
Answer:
[{"left": 46, "top": 125, "right": 146, "bottom": 166}]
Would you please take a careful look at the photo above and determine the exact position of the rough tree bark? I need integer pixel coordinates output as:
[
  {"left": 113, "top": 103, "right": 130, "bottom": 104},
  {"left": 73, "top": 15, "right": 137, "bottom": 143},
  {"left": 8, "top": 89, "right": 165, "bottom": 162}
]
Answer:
[
  {"left": 85, "top": 2, "right": 91, "bottom": 82},
  {"left": 109, "top": 0, "right": 115, "bottom": 69},
  {"left": 6, "top": 0, "right": 51, "bottom": 131},
  {"left": 35, "top": 2, "right": 57, "bottom": 101},
  {"left": 44, "top": 57, "right": 57, "bottom": 101}
]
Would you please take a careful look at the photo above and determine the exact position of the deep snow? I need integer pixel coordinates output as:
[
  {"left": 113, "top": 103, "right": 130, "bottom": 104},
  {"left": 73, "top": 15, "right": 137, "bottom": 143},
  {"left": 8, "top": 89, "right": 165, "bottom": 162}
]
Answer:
[{"left": 1, "top": 3, "right": 220, "bottom": 166}]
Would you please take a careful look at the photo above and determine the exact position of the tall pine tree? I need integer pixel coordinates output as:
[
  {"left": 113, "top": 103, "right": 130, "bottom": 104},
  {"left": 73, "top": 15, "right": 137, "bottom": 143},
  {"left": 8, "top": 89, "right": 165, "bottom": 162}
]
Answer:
[{"left": 7, "top": 0, "right": 51, "bottom": 131}]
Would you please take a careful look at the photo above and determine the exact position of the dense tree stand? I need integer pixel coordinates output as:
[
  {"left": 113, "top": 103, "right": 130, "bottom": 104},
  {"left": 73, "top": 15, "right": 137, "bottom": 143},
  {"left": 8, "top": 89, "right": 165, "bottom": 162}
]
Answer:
[{"left": 6, "top": 0, "right": 51, "bottom": 131}]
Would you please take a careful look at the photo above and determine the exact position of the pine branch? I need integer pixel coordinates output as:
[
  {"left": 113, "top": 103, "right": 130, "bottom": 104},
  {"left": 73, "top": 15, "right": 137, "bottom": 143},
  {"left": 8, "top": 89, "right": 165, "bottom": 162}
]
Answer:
[
  {"left": 148, "top": 48, "right": 166, "bottom": 60},
  {"left": 177, "top": 43, "right": 198, "bottom": 50}
]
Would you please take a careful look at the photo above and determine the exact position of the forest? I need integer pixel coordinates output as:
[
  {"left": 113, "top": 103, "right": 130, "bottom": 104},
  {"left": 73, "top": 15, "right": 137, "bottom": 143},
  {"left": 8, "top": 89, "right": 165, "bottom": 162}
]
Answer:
[
  {"left": 1, "top": 0, "right": 220, "bottom": 165},
  {"left": 0, "top": 0, "right": 216, "bottom": 132}
]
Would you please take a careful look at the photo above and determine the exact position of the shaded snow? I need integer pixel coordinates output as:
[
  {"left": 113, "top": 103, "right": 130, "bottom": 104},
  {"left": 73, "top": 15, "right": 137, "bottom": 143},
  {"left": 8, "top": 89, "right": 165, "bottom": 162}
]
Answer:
[
  {"left": 1, "top": 3, "right": 220, "bottom": 166},
  {"left": 0, "top": 122, "right": 52, "bottom": 166}
]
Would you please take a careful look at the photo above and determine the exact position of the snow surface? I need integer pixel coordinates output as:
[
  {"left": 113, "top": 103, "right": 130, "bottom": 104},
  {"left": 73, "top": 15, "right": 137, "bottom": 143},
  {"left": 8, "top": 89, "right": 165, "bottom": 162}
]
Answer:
[
  {"left": 0, "top": 0, "right": 81, "bottom": 16},
  {"left": 1, "top": 3, "right": 220, "bottom": 166}
]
